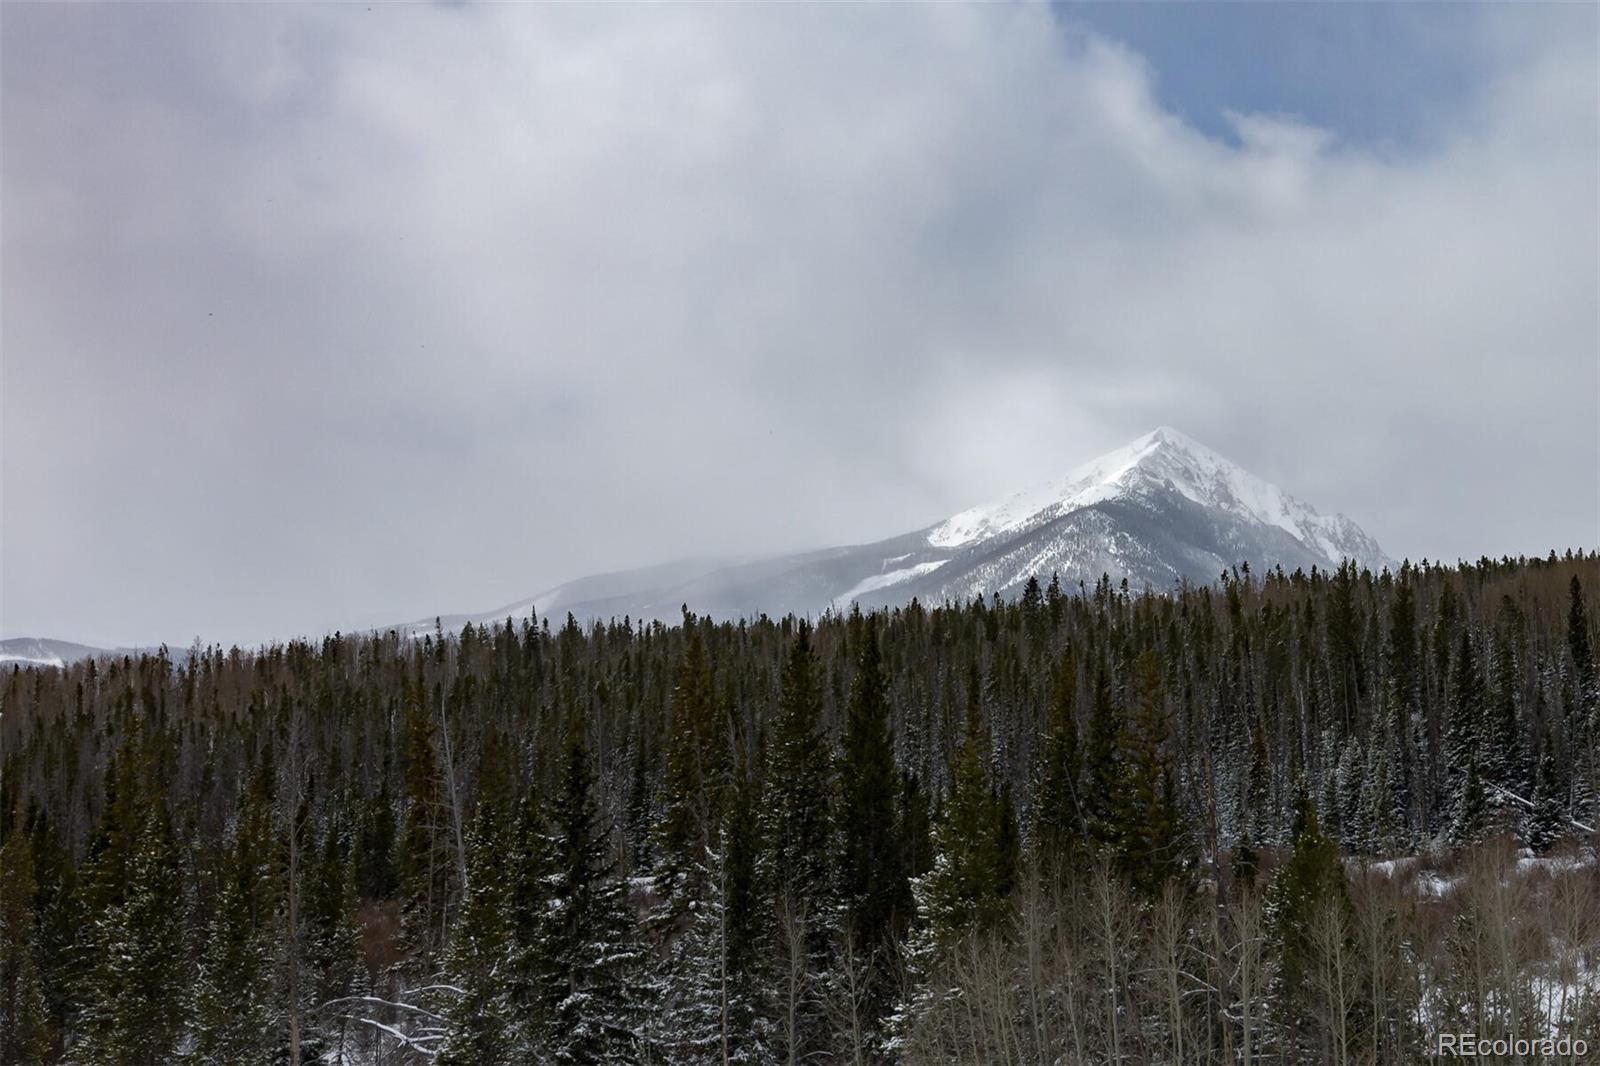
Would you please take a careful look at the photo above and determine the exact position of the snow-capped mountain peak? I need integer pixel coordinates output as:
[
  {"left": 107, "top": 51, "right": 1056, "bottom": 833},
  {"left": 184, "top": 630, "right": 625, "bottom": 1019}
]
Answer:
[
  {"left": 369, "top": 426, "right": 1390, "bottom": 633},
  {"left": 927, "top": 427, "right": 1388, "bottom": 573}
]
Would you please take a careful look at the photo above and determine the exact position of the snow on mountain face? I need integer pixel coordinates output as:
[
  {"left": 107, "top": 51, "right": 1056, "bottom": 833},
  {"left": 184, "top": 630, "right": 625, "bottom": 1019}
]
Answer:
[
  {"left": 0, "top": 637, "right": 117, "bottom": 668},
  {"left": 371, "top": 425, "right": 1393, "bottom": 629},
  {"left": 928, "top": 426, "right": 1388, "bottom": 573},
  {"left": 4, "top": 429, "right": 1388, "bottom": 658}
]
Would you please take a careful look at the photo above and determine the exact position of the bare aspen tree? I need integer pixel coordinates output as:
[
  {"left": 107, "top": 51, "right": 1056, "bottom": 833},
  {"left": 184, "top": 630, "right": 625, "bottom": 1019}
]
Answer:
[
  {"left": 1227, "top": 885, "right": 1266, "bottom": 1066},
  {"left": 1089, "top": 864, "right": 1133, "bottom": 1065},
  {"left": 284, "top": 693, "right": 307, "bottom": 1066},
  {"left": 1150, "top": 881, "right": 1192, "bottom": 1065},
  {"left": 775, "top": 894, "right": 809, "bottom": 1066},
  {"left": 1309, "top": 896, "right": 1358, "bottom": 1066},
  {"left": 435, "top": 692, "right": 469, "bottom": 905},
  {"left": 1019, "top": 870, "right": 1055, "bottom": 1062}
]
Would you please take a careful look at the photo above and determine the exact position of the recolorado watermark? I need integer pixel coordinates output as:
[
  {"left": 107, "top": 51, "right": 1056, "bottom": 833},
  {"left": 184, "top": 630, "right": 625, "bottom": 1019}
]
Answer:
[{"left": 1436, "top": 1033, "right": 1589, "bottom": 1058}]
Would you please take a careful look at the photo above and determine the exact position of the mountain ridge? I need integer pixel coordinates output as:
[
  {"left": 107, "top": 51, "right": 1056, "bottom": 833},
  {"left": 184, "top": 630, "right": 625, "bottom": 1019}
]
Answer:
[
  {"left": 402, "top": 426, "right": 1392, "bottom": 630},
  {"left": 5, "top": 427, "right": 1394, "bottom": 660}
]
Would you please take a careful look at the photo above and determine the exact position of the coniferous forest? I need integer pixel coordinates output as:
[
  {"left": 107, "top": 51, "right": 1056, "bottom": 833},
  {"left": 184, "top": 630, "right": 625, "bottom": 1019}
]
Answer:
[{"left": 1, "top": 554, "right": 1598, "bottom": 1065}]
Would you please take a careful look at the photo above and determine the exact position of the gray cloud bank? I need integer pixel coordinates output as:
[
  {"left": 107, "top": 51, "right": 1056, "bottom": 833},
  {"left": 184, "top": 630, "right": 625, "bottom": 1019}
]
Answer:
[{"left": 3, "top": 3, "right": 1595, "bottom": 647}]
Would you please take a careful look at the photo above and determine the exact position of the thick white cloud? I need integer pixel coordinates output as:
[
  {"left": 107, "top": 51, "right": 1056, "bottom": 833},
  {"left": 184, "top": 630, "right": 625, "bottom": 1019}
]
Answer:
[{"left": 3, "top": 3, "right": 1595, "bottom": 646}]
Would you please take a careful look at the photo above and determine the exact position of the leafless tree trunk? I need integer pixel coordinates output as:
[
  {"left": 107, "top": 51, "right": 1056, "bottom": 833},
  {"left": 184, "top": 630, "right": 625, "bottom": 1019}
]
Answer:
[
  {"left": 1227, "top": 884, "right": 1265, "bottom": 1066},
  {"left": 285, "top": 695, "right": 306, "bottom": 1066}
]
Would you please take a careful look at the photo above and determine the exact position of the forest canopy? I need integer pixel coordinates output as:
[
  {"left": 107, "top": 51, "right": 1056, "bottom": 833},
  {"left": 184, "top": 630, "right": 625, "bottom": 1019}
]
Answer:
[{"left": 0, "top": 552, "right": 1596, "bottom": 1064}]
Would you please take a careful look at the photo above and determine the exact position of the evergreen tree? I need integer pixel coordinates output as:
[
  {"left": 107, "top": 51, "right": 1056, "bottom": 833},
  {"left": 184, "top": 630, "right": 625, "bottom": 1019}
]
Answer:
[
  {"left": 720, "top": 757, "right": 773, "bottom": 1063},
  {"left": 759, "top": 623, "right": 832, "bottom": 910},
  {"left": 535, "top": 714, "right": 643, "bottom": 1063},
  {"left": 1525, "top": 744, "right": 1567, "bottom": 854},
  {"left": 1021, "top": 575, "right": 1047, "bottom": 646},
  {"left": 1444, "top": 629, "right": 1486, "bottom": 813},
  {"left": 1033, "top": 646, "right": 1085, "bottom": 873},
  {"left": 399, "top": 692, "right": 454, "bottom": 964},
  {"left": 915, "top": 689, "right": 1009, "bottom": 950},
  {"left": 897, "top": 771, "right": 934, "bottom": 885},
  {"left": 836, "top": 622, "right": 906, "bottom": 973},
  {"left": 659, "top": 765, "right": 771, "bottom": 1066},
  {"left": 25, "top": 807, "right": 79, "bottom": 1052},
  {"left": 1083, "top": 661, "right": 1121, "bottom": 850},
  {"left": 0, "top": 827, "right": 49, "bottom": 1065},
  {"left": 1265, "top": 785, "right": 1357, "bottom": 1061},
  {"left": 1486, "top": 609, "right": 1526, "bottom": 791},
  {"left": 80, "top": 807, "right": 190, "bottom": 1066},
  {"left": 438, "top": 742, "right": 517, "bottom": 1066},
  {"left": 353, "top": 780, "right": 400, "bottom": 902},
  {"left": 192, "top": 765, "right": 281, "bottom": 1064},
  {"left": 300, "top": 816, "right": 362, "bottom": 1062},
  {"left": 507, "top": 776, "right": 554, "bottom": 1044},
  {"left": 1448, "top": 756, "right": 1490, "bottom": 848},
  {"left": 657, "top": 629, "right": 727, "bottom": 902},
  {"left": 1569, "top": 575, "right": 1595, "bottom": 699},
  {"left": 1112, "top": 651, "right": 1184, "bottom": 894}
]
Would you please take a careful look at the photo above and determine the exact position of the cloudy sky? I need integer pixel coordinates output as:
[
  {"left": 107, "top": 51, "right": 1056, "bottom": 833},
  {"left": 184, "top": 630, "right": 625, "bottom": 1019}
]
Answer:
[{"left": 3, "top": 2, "right": 1596, "bottom": 648}]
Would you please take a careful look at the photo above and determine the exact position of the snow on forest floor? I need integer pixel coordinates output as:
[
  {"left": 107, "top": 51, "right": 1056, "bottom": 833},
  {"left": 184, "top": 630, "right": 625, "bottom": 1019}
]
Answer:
[{"left": 1349, "top": 845, "right": 1597, "bottom": 900}]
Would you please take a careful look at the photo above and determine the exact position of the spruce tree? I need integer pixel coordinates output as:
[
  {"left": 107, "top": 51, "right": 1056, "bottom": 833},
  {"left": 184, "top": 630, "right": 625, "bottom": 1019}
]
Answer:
[
  {"left": 1083, "top": 661, "right": 1121, "bottom": 851},
  {"left": 837, "top": 622, "right": 906, "bottom": 969},
  {"left": 1112, "top": 651, "right": 1184, "bottom": 894},
  {"left": 0, "top": 827, "right": 49, "bottom": 1064},
  {"left": 897, "top": 771, "right": 934, "bottom": 885},
  {"left": 1569, "top": 575, "right": 1595, "bottom": 699},
  {"left": 24, "top": 807, "right": 78, "bottom": 1051},
  {"left": 1033, "top": 646, "right": 1085, "bottom": 874},
  {"left": 399, "top": 692, "right": 453, "bottom": 965},
  {"left": 438, "top": 741, "right": 517, "bottom": 1066},
  {"left": 192, "top": 766, "right": 281, "bottom": 1064},
  {"left": 657, "top": 630, "right": 727, "bottom": 904},
  {"left": 353, "top": 780, "right": 399, "bottom": 902},
  {"left": 535, "top": 713, "right": 643, "bottom": 1063},
  {"left": 300, "top": 816, "right": 362, "bottom": 1062},
  {"left": 1525, "top": 744, "right": 1567, "bottom": 854},
  {"left": 1448, "top": 756, "right": 1490, "bottom": 847},
  {"left": 1265, "top": 785, "right": 1356, "bottom": 1061},
  {"left": 1444, "top": 629, "right": 1486, "bottom": 813},
  {"left": 507, "top": 776, "right": 554, "bottom": 1045},
  {"left": 1486, "top": 610, "right": 1526, "bottom": 791},
  {"left": 915, "top": 689, "right": 1008, "bottom": 950},
  {"left": 759, "top": 623, "right": 832, "bottom": 909},
  {"left": 659, "top": 764, "right": 771, "bottom": 1066},
  {"left": 80, "top": 807, "right": 190, "bottom": 1066}
]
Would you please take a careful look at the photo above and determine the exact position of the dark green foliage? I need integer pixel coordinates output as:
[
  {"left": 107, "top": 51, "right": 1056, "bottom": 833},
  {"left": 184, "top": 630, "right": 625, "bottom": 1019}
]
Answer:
[
  {"left": 1083, "top": 662, "right": 1121, "bottom": 850},
  {"left": 1570, "top": 575, "right": 1595, "bottom": 695},
  {"left": 23, "top": 809, "right": 78, "bottom": 1055},
  {"left": 399, "top": 692, "right": 454, "bottom": 964},
  {"left": 80, "top": 806, "right": 190, "bottom": 1066},
  {"left": 353, "top": 781, "right": 399, "bottom": 902},
  {"left": 191, "top": 765, "right": 280, "bottom": 1063},
  {"left": 657, "top": 629, "right": 727, "bottom": 897},
  {"left": 1525, "top": 744, "right": 1567, "bottom": 854},
  {"left": 1445, "top": 629, "right": 1486, "bottom": 810},
  {"left": 535, "top": 715, "right": 642, "bottom": 1063},
  {"left": 0, "top": 828, "right": 50, "bottom": 1065},
  {"left": 300, "top": 816, "right": 361, "bottom": 1059},
  {"left": 837, "top": 622, "right": 907, "bottom": 961},
  {"left": 1486, "top": 600, "right": 1527, "bottom": 791},
  {"left": 1449, "top": 756, "right": 1490, "bottom": 847},
  {"left": 1266, "top": 785, "right": 1358, "bottom": 1060},
  {"left": 0, "top": 553, "right": 1593, "bottom": 1061},
  {"left": 1033, "top": 646, "right": 1085, "bottom": 873},
  {"left": 759, "top": 623, "right": 832, "bottom": 907},
  {"left": 1110, "top": 651, "right": 1184, "bottom": 894},
  {"left": 438, "top": 744, "right": 517, "bottom": 1066},
  {"left": 917, "top": 690, "right": 1011, "bottom": 948}
]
